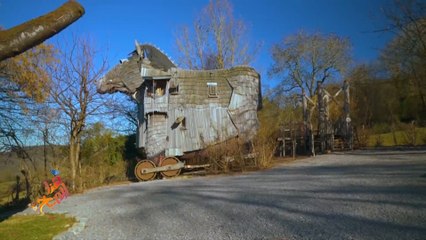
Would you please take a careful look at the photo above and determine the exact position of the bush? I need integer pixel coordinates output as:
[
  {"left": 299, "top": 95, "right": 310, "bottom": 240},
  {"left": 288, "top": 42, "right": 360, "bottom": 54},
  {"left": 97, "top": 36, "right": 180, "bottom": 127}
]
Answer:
[
  {"left": 252, "top": 134, "right": 276, "bottom": 169},
  {"left": 79, "top": 123, "right": 128, "bottom": 189},
  {"left": 356, "top": 125, "right": 370, "bottom": 147},
  {"left": 401, "top": 121, "right": 417, "bottom": 146},
  {"left": 253, "top": 98, "right": 287, "bottom": 168},
  {"left": 374, "top": 135, "right": 384, "bottom": 147},
  {"left": 204, "top": 138, "right": 247, "bottom": 173}
]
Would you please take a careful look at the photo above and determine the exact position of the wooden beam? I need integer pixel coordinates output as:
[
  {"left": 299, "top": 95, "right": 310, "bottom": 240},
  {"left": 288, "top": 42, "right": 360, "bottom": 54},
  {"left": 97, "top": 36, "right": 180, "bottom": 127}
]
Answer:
[{"left": 139, "top": 161, "right": 185, "bottom": 174}]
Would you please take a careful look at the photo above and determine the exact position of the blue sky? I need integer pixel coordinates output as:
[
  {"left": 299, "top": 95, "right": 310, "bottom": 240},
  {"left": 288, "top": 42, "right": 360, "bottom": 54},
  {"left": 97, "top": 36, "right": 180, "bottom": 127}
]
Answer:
[{"left": 0, "top": 0, "right": 395, "bottom": 88}]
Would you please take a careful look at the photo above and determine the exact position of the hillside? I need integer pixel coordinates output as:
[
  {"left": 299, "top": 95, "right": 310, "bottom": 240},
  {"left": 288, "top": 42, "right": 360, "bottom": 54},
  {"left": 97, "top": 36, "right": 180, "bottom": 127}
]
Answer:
[{"left": 0, "top": 145, "right": 66, "bottom": 182}]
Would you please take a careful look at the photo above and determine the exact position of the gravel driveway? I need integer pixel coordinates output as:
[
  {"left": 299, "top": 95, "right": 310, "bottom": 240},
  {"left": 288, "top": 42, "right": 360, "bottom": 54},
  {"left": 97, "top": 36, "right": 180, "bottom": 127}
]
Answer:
[{"left": 19, "top": 150, "right": 426, "bottom": 240}]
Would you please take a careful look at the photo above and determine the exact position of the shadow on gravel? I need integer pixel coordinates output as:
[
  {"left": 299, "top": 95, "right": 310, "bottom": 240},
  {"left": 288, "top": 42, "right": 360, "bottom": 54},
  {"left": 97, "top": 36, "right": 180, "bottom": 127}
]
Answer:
[{"left": 113, "top": 153, "right": 426, "bottom": 239}]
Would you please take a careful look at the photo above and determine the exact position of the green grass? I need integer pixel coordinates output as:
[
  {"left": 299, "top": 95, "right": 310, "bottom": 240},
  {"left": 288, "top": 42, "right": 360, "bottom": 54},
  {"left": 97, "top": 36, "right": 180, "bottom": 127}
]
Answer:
[
  {"left": 0, "top": 214, "right": 75, "bottom": 240},
  {"left": 367, "top": 127, "right": 426, "bottom": 147}
]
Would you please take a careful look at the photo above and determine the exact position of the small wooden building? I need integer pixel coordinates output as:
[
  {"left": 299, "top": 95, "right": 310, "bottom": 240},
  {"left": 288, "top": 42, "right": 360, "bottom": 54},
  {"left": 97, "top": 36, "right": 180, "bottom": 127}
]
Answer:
[{"left": 98, "top": 42, "right": 261, "bottom": 161}]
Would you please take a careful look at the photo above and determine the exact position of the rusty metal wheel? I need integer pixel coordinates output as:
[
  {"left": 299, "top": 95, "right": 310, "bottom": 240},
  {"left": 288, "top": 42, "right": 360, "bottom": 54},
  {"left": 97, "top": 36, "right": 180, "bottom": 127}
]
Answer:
[
  {"left": 160, "top": 157, "right": 181, "bottom": 178},
  {"left": 134, "top": 160, "right": 157, "bottom": 181}
]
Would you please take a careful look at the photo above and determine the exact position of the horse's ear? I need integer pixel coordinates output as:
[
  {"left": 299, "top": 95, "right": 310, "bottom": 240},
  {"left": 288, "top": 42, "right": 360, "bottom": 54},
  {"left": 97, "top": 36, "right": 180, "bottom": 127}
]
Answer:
[{"left": 135, "top": 40, "right": 142, "bottom": 57}]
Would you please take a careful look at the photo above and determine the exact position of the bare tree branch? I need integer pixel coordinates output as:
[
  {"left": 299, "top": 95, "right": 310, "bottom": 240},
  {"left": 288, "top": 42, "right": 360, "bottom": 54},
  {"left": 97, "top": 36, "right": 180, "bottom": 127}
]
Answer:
[
  {"left": 175, "top": 0, "right": 260, "bottom": 70},
  {"left": 0, "top": 1, "right": 84, "bottom": 61}
]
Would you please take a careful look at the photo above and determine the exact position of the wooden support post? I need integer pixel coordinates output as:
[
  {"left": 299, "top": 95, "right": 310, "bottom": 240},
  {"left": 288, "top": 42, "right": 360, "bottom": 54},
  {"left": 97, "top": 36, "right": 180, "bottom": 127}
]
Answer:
[
  {"left": 282, "top": 136, "right": 286, "bottom": 157},
  {"left": 343, "top": 80, "right": 353, "bottom": 150}
]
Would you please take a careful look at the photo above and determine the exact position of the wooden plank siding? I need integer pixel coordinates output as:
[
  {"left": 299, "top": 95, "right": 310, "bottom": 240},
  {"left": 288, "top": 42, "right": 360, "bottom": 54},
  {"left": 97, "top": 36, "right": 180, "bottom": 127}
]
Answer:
[
  {"left": 145, "top": 113, "right": 168, "bottom": 158},
  {"left": 138, "top": 66, "right": 260, "bottom": 158},
  {"left": 165, "top": 107, "right": 238, "bottom": 156}
]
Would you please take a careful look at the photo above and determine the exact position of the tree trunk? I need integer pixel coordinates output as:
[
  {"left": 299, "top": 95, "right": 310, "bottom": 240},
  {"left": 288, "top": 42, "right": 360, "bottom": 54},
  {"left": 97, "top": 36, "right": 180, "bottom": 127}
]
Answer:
[
  {"left": 43, "top": 128, "right": 48, "bottom": 178},
  {"left": 302, "top": 91, "right": 309, "bottom": 153},
  {"left": 309, "top": 122, "right": 315, "bottom": 157},
  {"left": 317, "top": 81, "right": 326, "bottom": 153},
  {"left": 0, "top": 1, "right": 84, "bottom": 61},
  {"left": 69, "top": 135, "right": 77, "bottom": 192},
  {"left": 69, "top": 126, "right": 83, "bottom": 192},
  {"left": 20, "top": 169, "right": 31, "bottom": 200},
  {"left": 13, "top": 176, "right": 20, "bottom": 203},
  {"left": 76, "top": 138, "right": 82, "bottom": 191}
]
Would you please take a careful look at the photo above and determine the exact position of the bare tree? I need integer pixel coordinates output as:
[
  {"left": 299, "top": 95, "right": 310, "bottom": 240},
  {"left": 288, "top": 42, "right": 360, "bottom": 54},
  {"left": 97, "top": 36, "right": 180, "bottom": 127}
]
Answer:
[
  {"left": 32, "top": 105, "right": 63, "bottom": 177},
  {"left": 175, "top": 0, "right": 260, "bottom": 70},
  {"left": 49, "top": 37, "right": 107, "bottom": 191},
  {"left": 269, "top": 31, "right": 351, "bottom": 155},
  {"left": 0, "top": 1, "right": 84, "bottom": 61},
  {"left": 103, "top": 95, "right": 138, "bottom": 134}
]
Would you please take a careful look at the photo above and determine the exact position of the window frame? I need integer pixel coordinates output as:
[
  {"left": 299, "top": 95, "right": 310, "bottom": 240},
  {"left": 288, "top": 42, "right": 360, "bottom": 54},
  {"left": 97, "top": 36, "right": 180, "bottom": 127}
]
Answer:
[{"left": 207, "top": 82, "right": 218, "bottom": 98}]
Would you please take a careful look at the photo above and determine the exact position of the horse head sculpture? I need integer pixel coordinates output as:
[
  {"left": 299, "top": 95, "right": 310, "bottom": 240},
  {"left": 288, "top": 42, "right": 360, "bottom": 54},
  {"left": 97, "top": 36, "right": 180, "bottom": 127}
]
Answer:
[{"left": 97, "top": 40, "right": 176, "bottom": 95}]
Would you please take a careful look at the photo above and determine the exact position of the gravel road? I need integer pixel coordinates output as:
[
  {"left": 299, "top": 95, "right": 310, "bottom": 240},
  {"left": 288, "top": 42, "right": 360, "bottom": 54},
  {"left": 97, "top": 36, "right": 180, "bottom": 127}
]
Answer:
[{"left": 19, "top": 150, "right": 426, "bottom": 240}]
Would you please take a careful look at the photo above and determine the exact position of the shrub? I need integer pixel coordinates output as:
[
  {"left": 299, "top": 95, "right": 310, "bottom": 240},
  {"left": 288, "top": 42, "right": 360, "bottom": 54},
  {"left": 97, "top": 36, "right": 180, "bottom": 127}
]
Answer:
[
  {"left": 79, "top": 123, "right": 127, "bottom": 189},
  {"left": 204, "top": 138, "right": 247, "bottom": 173},
  {"left": 401, "top": 121, "right": 417, "bottom": 146},
  {"left": 356, "top": 125, "right": 370, "bottom": 147},
  {"left": 374, "top": 135, "right": 384, "bottom": 147},
  {"left": 252, "top": 132, "right": 276, "bottom": 169}
]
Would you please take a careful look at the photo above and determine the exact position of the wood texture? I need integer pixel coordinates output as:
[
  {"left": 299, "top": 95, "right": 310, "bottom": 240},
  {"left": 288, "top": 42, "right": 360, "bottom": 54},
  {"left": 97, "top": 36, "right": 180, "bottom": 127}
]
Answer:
[{"left": 0, "top": 1, "right": 84, "bottom": 61}]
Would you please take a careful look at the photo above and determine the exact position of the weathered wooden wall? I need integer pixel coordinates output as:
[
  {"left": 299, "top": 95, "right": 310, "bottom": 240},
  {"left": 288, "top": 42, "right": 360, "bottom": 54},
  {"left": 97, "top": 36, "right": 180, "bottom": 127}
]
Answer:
[
  {"left": 145, "top": 113, "right": 168, "bottom": 158},
  {"left": 170, "top": 68, "right": 232, "bottom": 106},
  {"left": 138, "top": 67, "right": 259, "bottom": 158},
  {"left": 227, "top": 67, "right": 260, "bottom": 139}
]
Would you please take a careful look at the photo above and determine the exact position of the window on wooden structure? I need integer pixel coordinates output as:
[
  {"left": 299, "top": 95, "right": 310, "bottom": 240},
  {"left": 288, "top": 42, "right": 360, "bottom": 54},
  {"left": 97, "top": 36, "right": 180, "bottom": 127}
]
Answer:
[
  {"left": 145, "top": 80, "right": 154, "bottom": 97},
  {"left": 207, "top": 82, "right": 218, "bottom": 98},
  {"left": 169, "top": 78, "right": 179, "bottom": 95},
  {"left": 146, "top": 79, "right": 168, "bottom": 98},
  {"left": 154, "top": 80, "right": 167, "bottom": 97},
  {"left": 169, "top": 85, "right": 179, "bottom": 95}
]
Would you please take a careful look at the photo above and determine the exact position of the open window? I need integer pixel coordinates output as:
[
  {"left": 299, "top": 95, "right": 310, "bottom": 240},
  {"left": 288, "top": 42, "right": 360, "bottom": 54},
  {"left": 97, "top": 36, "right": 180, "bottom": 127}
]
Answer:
[
  {"left": 145, "top": 79, "right": 168, "bottom": 98},
  {"left": 169, "top": 85, "right": 179, "bottom": 95},
  {"left": 169, "top": 78, "right": 179, "bottom": 95},
  {"left": 207, "top": 82, "right": 218, "bottom": 98},
  {"left": 145, "top": 80, "right": 154, "bottom": 97},
  {"left": 154, "top": 80, "right": 167, "bottom": 97}
]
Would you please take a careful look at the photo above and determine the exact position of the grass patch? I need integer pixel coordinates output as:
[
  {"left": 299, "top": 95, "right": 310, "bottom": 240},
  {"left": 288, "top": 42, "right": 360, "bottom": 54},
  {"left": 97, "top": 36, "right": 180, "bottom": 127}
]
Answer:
[
  {"left": 0, "top": 214, "right": 75, "bottom": 240},
  {"left": 367, "top": 127, "right": 426, "bottom": 147}
]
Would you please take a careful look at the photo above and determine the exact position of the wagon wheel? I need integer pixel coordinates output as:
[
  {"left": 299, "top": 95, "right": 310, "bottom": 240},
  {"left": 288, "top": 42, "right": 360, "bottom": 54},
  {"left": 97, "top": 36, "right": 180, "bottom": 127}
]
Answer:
[
  {"left": 160, "top": 157, "right": 181, "bottom": 178},
  {"left": 134, "top": 160, "right": 157, "bottom": 181}
]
